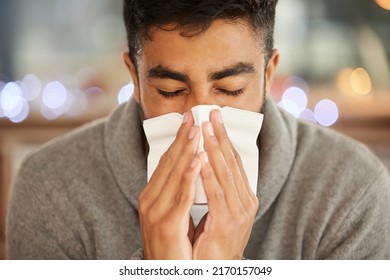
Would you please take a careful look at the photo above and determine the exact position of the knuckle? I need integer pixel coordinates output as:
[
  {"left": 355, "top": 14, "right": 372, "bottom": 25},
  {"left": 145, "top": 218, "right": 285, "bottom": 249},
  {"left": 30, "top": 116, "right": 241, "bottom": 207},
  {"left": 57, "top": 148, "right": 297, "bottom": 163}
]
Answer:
[
  {"left": 213, "top": 190, "right": 225, "bottom": 201},
  {"left": 177, "top": 191, "right": 192, "bottom": 205},
  {"left": 138, "top": 203, "right": 147, "bottom": 216},
  {"left": 224, "top": 168, "right": 234, "bottom": 183},
  {"left": 182, "top": 140, "right": 196, "bottom": 156},
  {"left": 161, "top": 151, "right": 176, "bottom": 169},
  {"left": 234, "top": 151, "right": 242, "bottom": 163},
  {"left": 138, "top": 192, "right": 148, "bottom": 212},
  {"left": 201, "top": 165, "right": 214, "bottom": 178},
  {"left": 138, "top": 204, "right": 150, "bottom": 220},
  {"left": 182, "top": 169, "right": 195, "bottom": 182},
  {"left": 166, "top": 168, "right": 179, "bottom": 182}
]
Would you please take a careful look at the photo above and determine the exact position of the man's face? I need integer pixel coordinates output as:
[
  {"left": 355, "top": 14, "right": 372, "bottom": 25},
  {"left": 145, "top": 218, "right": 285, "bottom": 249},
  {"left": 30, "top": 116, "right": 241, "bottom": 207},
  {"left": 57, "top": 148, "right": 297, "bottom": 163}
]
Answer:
[{"left": 124, "top": 19, "right": 278, "bottom": 119}]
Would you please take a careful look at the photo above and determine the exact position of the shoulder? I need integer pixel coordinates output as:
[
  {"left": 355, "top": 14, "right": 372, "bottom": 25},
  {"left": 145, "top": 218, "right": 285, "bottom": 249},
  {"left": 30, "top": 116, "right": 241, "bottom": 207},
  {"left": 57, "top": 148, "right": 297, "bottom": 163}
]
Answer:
[
  {"left": 283, "top": 113, "right": 390, "bottom": 223},
  {"left": 293, "top": 118, "right": 387, "bottom": 185},
  {"left": 19, "top": 118, "right": 107, "bottom": 180},
  {"left": 285, "top": 117, "right": 390, "bottom": 258}
]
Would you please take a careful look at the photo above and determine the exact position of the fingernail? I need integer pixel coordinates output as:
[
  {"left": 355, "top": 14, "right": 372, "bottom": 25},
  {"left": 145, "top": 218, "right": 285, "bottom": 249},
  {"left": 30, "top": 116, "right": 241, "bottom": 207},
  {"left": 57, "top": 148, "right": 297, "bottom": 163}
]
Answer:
[
  {"left": 191, "top": 157, "right": 200, "bottom": 168},
  {"left": 217, "top": 110, "right": 223, "bottom": 124},
  {"left": 206, "top": 122, "right": 214, "bottom": 136},
  {"left": 183, "top": 112, "right": 189, "bottom": 123},
  {"left": 188, "top": 127, "right": 196, "bottom": 139}
]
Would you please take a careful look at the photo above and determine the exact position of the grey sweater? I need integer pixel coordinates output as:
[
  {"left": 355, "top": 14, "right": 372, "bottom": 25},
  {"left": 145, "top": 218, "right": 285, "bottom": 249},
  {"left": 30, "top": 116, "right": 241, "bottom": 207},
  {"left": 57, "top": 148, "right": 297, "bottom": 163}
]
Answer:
[{"left": 6, "top": 98, "right": 390, "bottom": 259}]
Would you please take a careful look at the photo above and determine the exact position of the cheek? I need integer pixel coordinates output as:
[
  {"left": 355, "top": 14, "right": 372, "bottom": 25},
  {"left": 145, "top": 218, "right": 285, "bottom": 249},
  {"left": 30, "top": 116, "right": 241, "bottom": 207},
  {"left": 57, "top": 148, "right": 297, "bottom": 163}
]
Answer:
[
  {"left": 242, "top": 93, "right": 263, "bottom": 112},
  {"left": 233, "top": 81, "right": 264, "bottom": 113}
]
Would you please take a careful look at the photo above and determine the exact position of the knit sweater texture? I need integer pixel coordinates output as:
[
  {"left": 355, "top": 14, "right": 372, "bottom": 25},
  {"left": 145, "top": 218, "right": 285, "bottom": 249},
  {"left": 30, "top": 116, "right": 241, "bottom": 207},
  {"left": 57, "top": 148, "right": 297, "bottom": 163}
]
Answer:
[{"left": 6, "top": 98, "right": 390, "bottom": 259}]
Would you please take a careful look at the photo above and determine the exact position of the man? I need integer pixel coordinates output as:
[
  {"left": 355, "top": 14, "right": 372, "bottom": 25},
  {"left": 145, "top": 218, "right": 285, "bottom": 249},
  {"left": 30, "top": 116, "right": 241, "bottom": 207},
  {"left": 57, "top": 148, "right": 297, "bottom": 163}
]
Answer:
[{"left": 6, "top": 0, "right": 390, "bottom": 259}]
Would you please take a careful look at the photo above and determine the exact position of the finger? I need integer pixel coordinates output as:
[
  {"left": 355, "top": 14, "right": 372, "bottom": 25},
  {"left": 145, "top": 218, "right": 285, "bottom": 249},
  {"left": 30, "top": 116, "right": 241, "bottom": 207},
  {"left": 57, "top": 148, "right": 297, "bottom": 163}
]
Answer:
[
  {"left": 153, "top": 126, "right": 200, "bottom": 211},
  {"left": 209, "top": 110, "right": 251, "bottom": 210},
  {"left": 140, "top": 112, "right": 195, "bottom": 204},
  {"left": 148, "top": 111, "right": 194, "bottom": 185},
  {"left": 232, "top": 144, "right": 259, "bottom": 211},
  {"left": 169, "top": 156, "right": 201, "bottom": 221},
  {"left": 198, "top": 152, "right": 229, "bottom": 215},
  {"left": 201, "top": 121, "right": 242, "bottom": 214}
]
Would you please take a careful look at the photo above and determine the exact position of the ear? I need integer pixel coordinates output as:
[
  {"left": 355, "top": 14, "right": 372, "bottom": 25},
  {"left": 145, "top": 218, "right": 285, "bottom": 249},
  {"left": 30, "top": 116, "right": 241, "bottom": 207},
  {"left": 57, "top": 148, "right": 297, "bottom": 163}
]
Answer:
[
  {"left": 122, "top": 51, "right": 140, "bottom": 103},
  {"left": 265, "top": 49, "right": 279, "bottom": 98}
]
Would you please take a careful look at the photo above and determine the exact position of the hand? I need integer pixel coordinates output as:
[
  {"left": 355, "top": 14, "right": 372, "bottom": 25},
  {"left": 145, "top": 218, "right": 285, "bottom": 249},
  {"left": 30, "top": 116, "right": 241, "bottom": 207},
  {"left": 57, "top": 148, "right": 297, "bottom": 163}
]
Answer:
[
  {"left": 192, "top": 110, "right": 259, "bottom": 260},
  {"left": 138, "top": 112, "right": 201, "bottom": 259}
]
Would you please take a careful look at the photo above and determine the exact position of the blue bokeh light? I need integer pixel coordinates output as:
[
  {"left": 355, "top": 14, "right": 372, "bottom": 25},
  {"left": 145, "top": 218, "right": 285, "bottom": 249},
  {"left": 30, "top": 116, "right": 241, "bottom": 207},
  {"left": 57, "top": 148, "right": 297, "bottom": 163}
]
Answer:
[
  {"left": 314, "top": 99, "right": 339, "bottom": 126},
  {"left": 117, "top": 83, "right": 134, "bottom": 104},
  {"left": 42, "top": 81, "right": 68, "bottom": 109}
]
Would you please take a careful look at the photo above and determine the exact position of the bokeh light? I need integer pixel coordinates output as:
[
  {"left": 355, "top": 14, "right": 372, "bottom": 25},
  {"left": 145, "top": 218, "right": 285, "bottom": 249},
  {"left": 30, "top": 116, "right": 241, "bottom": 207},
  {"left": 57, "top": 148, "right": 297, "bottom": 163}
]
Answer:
[
  {"left": 0, "top": 82, "right": 25, "bottom": 118},
  {"left": 280, "top": 86, "right": 308, "bottom": 116},
  {"left": 314, "top": 99, "right": 339, "bottom": 126},
  {"left": 336, "top": 67, "right": 372, "bottom": 96},
  {"left": 9, "top": 99, "right": 29, "bottom": 123},
  {"left": 1, "top": 72, "right": 111, "bottom": 122},
  {"left": 42, "top": 81, "right": 68, "bottom": 109},
  {"left": 118, "top": 83, "right": 134, "bottom": 104},
  {"left": 85, "top": 86, "right": 104, "bottom": 96},
  {"left": 22, "top": 74, "right": 42, "bottom": 101},
  {"left": 1, "top": 82, "right": 22, "bottom": 111},
  {"left": 350, "top": 68, "right": 372, "bottom": 95},
  {"left": 375, "top": 0, "right": 390, "bottom": 10}
]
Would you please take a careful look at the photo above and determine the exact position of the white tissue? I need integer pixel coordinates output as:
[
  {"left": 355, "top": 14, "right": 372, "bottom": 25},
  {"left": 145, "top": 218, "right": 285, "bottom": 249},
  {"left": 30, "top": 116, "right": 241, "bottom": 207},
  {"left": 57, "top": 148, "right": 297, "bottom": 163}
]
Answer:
[
  {"left": 143, "top": 105, "right": 263, "bottom": 225},
  {"left": 143, "top": 105, "right": 263, "bottom": 201}
]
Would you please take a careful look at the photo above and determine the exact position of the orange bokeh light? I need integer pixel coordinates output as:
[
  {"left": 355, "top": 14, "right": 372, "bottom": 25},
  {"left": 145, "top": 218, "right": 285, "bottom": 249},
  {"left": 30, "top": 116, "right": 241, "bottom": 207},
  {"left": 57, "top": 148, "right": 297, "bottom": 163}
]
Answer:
[
  {"left": 336, "top": 67, "right": 372, "bottom": 96},
  {"left": 350, "top": 68, "right": 372, "bottom": 95}
]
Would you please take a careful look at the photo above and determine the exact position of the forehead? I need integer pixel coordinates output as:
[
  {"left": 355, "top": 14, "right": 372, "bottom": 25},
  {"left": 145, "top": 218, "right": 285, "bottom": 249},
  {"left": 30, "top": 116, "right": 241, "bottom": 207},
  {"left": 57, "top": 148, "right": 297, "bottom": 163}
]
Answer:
[{"left": 138, "top": 19, "right": 264, "bottom": 71}]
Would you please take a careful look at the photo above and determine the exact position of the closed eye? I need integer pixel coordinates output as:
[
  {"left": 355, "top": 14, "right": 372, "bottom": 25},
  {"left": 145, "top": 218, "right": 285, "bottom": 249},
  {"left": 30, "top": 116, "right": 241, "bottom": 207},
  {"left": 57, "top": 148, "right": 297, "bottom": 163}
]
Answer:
[
  {"left": 157, "top": 89, "right": 187, "bottom": 98},
  {"left": 216, "top": 88, "right": 244, "bottom": 96},
  {"left": 158, "top": 88, "right": 244, "bottom": 97}
]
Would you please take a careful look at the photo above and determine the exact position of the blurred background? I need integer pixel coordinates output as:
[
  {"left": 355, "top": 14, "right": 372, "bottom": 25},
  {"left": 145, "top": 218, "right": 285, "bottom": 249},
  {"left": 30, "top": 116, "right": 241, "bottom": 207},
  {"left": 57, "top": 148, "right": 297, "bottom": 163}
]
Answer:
[{"left": 0, "top": 0, "right": 389, "bottom": 259}]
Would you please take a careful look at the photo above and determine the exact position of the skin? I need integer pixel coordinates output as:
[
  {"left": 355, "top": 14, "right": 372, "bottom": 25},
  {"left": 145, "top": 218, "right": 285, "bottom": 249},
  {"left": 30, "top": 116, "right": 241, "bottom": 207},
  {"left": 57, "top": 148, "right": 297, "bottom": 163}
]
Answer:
[{"left": 123, "top": 19, "right": 279, "bottom": 259}]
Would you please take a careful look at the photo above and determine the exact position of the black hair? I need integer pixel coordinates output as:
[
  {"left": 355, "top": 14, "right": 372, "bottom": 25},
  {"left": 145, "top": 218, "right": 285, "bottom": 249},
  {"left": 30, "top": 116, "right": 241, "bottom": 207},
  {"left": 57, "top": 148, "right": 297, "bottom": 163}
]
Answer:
[{"left": 123, "top": 0, "right": 278, "bottom": 66}]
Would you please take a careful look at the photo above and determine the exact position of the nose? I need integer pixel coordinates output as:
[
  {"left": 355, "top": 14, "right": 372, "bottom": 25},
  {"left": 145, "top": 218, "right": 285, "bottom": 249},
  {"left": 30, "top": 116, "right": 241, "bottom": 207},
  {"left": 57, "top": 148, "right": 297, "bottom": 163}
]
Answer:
[{"left": 183, "top": 87, "right": 216, "bottom": 111}]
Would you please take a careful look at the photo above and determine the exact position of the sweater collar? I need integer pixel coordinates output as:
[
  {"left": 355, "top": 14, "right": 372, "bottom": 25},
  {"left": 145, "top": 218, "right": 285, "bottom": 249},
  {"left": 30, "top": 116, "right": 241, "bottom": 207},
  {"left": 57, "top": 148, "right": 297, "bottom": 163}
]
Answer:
[
  {"left": 255, "top": 98, "right": 297, "bottom": 220},
  {"left": 104, "top": 98, "right": 297, "bottom": 220},
  {"left": 104, "top": 99, "right": 147, "bottom": 210}
]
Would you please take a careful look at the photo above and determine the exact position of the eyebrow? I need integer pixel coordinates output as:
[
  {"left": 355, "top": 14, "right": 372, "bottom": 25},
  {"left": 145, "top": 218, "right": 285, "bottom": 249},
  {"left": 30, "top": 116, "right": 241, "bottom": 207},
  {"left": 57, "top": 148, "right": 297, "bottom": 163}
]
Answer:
[
  {"left": 209, "top": 62, "right": 256, "bottom": 81},
  {"left": 147, "top": 62, "right": 256, "bottom": 83},
  {"left": 148, "top": 65, "right": 190, "bottom": 83}
]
